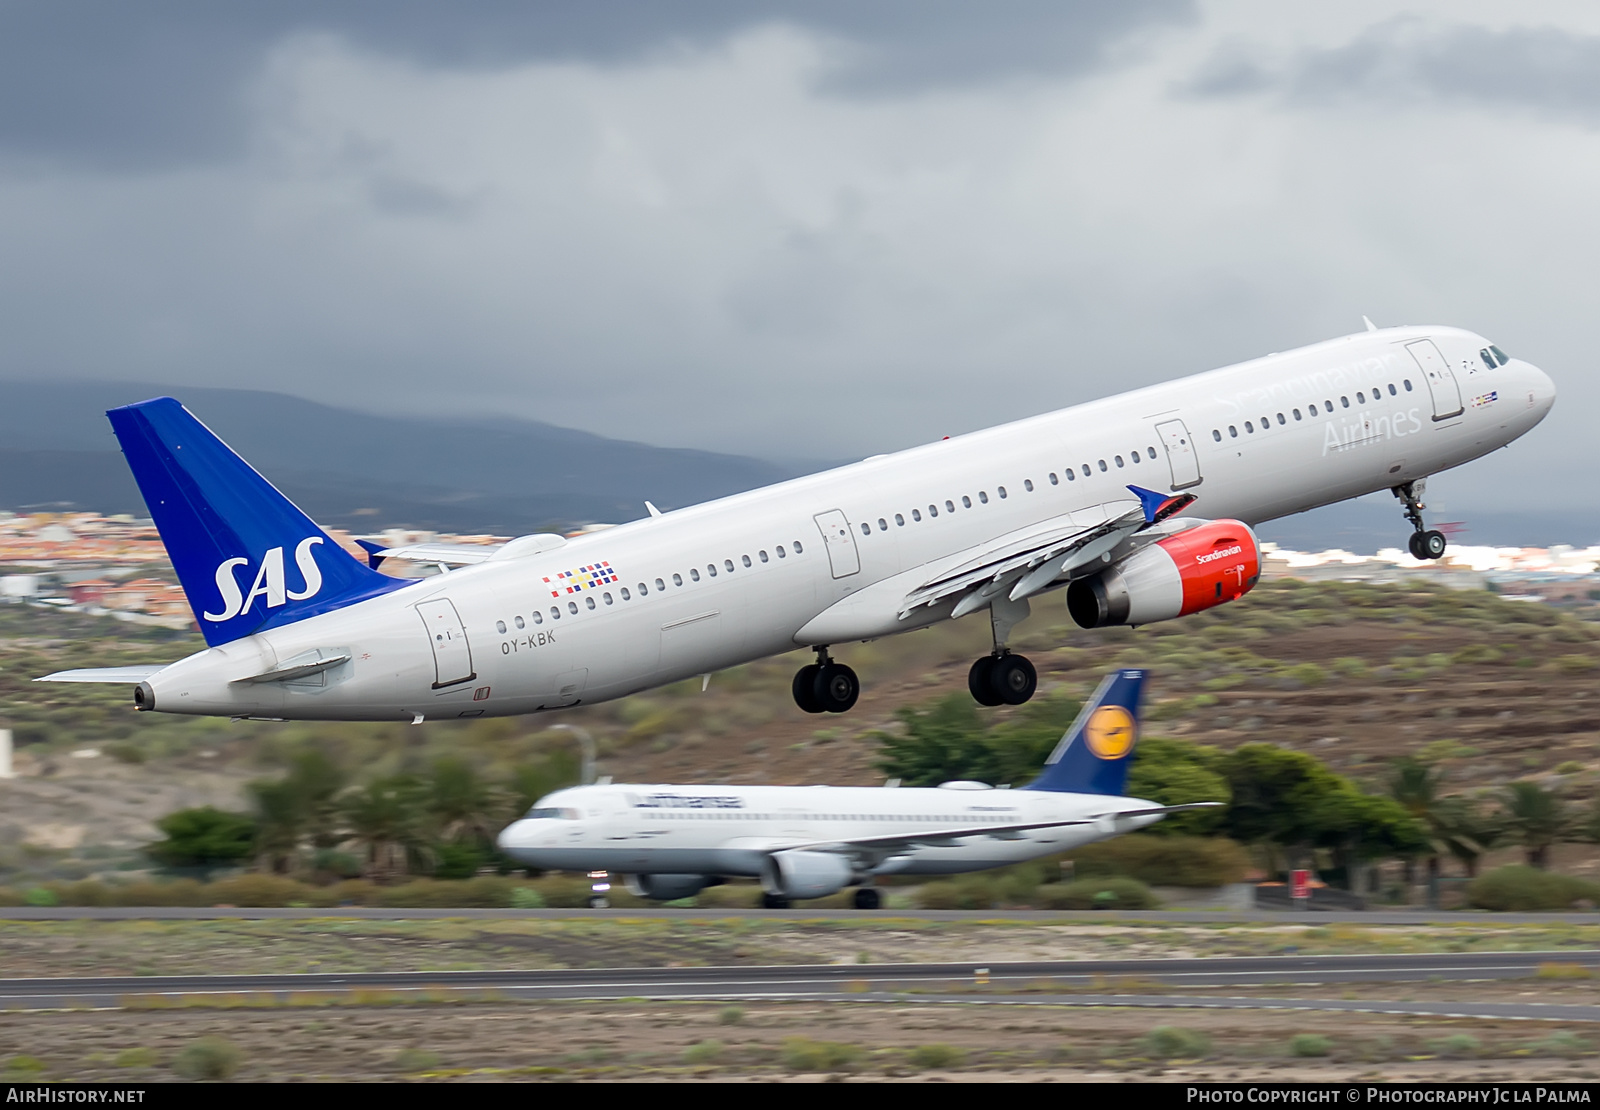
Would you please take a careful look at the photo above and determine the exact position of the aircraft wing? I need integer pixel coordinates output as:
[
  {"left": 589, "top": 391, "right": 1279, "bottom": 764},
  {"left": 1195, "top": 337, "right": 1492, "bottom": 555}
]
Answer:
[
  {"left": 358, "top": 541, "right": 502, "bottom": 568},
  {"left": 896, "top": 487, "right": 1196, "bottom": 618},
  {"left": 36, "top": 666, "right": 169, "bottom": 684},
  {"left": 779, "top": 802, "right": 1221, "bottom": 857}
]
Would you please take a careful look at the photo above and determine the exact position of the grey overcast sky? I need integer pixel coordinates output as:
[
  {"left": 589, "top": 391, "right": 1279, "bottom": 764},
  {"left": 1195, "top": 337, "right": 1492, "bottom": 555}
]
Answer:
[{"left": 0, "top": 1, "right": 1593, "bottom": 518}]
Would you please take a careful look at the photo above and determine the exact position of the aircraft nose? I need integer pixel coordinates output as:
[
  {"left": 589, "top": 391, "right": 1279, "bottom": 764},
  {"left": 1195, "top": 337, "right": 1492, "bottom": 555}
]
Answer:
[
  {"left": 497, "top": 820, "right": 533, "bottom": 852},
  {"left": 1520, "top": 360, "right": 1556, "bottom": 418}
]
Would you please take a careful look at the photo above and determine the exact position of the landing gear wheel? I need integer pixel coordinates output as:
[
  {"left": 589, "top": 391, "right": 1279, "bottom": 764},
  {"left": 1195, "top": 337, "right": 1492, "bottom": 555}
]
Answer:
[
  {"left": 968, "top": 656, "right": 1003, "bottom": 706},
  {"left": 586, "top": 896, "right": 610, "bottom": 909},
  {"left": 792, "top": 664, "right": 824, "bottom": 713},
  {"left": 1407, "top": 532, "right": 1427, "bottom": 560},
  {"left": 853, "top": 887, "right": 882, "bottom": 910},
  {"left": 989, "top": 654, "right": 1038, "bottom": 706},
  {"left": 761, "top": 893, "right": 792, "bottom": 909},
  {"left": 1420, "top": 530, "right": 1447, "bottom": 560},
  {"left": 812, "top": 663, "right": 860, "bottom": 714}
]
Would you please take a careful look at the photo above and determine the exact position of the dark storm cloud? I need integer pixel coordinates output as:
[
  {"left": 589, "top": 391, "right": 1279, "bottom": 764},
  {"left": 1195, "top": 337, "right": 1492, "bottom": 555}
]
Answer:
[
  {"left": 0, "top": 0, "right": 1193, "bottom": 170},
  {"left": 1184, "top": 18, "right": 1600, "bottom": 126}
]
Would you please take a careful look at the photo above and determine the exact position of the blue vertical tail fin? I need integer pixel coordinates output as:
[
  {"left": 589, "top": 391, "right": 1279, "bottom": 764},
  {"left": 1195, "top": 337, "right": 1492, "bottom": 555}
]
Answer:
[
  {"left": 107, "top": 397, "right": 405, "bottom": 646},
  {"left": 1023, "top": 669, "right": 1145, "bottom": 795}
]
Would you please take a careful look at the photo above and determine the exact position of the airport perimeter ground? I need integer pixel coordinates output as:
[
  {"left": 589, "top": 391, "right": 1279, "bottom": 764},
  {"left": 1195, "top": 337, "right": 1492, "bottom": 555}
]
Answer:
[{"left": 7, "top": 914, "right": 1600, "bottom": 1082}]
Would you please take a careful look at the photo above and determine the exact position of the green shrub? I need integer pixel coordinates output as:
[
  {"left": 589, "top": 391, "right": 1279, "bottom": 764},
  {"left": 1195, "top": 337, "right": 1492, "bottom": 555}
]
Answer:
[
  {"left": 173, "top": 1037, "right": 241, "bottom": 1080},
  {"left": 24, "top": 887, "right": 57, "bottom": 907},
  {"left": 111, "top": 880, "right": 208, "bottom": 907},
  {"left": 4, "top": 1055, "right": 44, "bottom": 1075},
  {"left": 1067, "top": 835, "right": 1250, "bottom": 887},
  {"left": 394, "top": 1048, "right": 440, "bottom": 1072},
  {"left": 1143, "top": 1026, "right": 1210, "bottom": 1058},
  {"left": 683, "top": 1039, "right": 723, "bottom": 1065},
  {"left": 1433, "top": 1033, "right": 1480, "bottom": 1058},
  {"left": 1289, "top": 1034, "right": 1332, "bottom": 1057},
  {"left": 1035, "top": 877, "right": 1159, "bottom": 910},
  {"left": 510, "top": 886, "right": 546, "bottom": 909},
  {"left": 718, "top": 1006, "right": 745, "bottom": 1026},
  {"left": 908, "top": 1043, "right": 966, "bottom": 1069},
  {"left": 781, "top": 1038, "right": 861, "bottom": 1072},
  {"left": 916, "top": 876, "right": 997, "bottom": 910},
  {"left": 1466, "top": 866, "right": 1600, "bottom": 912},
  {"left": 104, "top": 742, "right": 146, "bottom": 764},
  {"left": 113, "top": 1047, "right": 158, "bottom": 1068}
]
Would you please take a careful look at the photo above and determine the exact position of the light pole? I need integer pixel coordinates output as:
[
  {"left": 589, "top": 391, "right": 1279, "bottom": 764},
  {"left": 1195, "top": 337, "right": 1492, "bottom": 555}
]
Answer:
[{"left": 544, "top": 723, "right": 595, "bottom": 786}]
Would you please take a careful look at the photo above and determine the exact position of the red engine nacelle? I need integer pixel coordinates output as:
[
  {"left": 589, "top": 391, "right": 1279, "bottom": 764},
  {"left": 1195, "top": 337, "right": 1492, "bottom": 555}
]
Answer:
[{"left": 1065, "top": 519, "right": 1262, "bottom": 629}]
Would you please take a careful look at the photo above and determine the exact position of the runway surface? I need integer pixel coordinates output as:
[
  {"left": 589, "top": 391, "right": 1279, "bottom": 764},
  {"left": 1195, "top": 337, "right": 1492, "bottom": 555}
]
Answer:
[
  {"left": 5, "top": 906, "right": 1600, "bottom": 924},
  {"left": 4, "top": 950, "right": 1597, "bottom": 1021}
]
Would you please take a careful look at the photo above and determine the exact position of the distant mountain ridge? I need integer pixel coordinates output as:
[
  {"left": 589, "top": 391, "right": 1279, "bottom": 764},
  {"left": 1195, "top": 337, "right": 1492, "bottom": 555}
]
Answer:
[{"left": 0, "top": 380, "right": 833, "bottom": 534}]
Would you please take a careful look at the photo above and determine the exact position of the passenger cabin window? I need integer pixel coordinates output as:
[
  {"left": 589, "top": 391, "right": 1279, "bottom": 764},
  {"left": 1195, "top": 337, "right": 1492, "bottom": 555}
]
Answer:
[
  {"left": 1229, "top": 426, "right": 1237, "bottom": 437},
  {"left": 586, "top": 596, "right": 596, "bottom": 610},
  {"left": 945, "top": 500, "right": 955, "bottom": 512},
  {"left": 689, "top": 568, "right": 700, "bottom": 582},
  {"left": 621, "top": 587, "right": 631, "bottom": 600},
  {"left": 707, "top": 564, "right": 717, "bottom": 577},
  {"left": 1065, "top": 468, "right": 1076, "bottom": 480},
  {"left": 793, "top": 541, "right": 803, "bottom": 553},
  {"left": 911, "top": 509, "right": 922, "bottom": 521},
  {"left": 1130, "top": 450, "right": 1140, "bottom": 462},
  {"left": 1404, "top": 379, "right": 1413, "bottom": 391},
  {"left": 928, "top": 504, "right": 938, "bottom": 517},
  {"left": 1245, "top": 421, "right": 1253, "bottom": 433},
  {"left": 672, "top": 573, "right": 683, "bottom": 585},
  {"left": 998, "top": 486, "right": 1008, "bottom": 497},
  {"left": 602, "top": 592, "right": 612, "bottom": 605},
  {"left": 775, "top": 547, "right": 785, "bottom": 559},
  {"left": 743, "top": 554, "right": 752, "bottom": 566},
  {"left": 1276, "top": 413, "right": 1285, "bottom": 425},
  {"left": 1388, "top": 384, "right": 1397, "bottom": 396},
  {"left": 1048, "top": 473, "right": 1058, "bottom": 484},
  {"left": 1213, "top": 429, "right": 1222, "bottom": 441},
  {"left": 1023, "top": 479, "right": 1034, "bottom": 491},
  {"left": 515, "top": 616, "right": 525, "bottom": 629},
  {"left": 496, "top": 620, "right": 506, "bottom": 633},
  {"left": 978, "top": 491, "right": 989, "bottom": 503},
  {"left": 1341, "top": 396, "right": 1350, "bottom": 408},
  {"left": 1114, "top": 455, "right": 1124, "bottom": 467},
  {"left": 568, "top": 601, "right": 578, "bottom": 614},
  {"left": 1097, "top": 460, "right": 1107, "bottom": 472},
  {"left": 550, "top": 607, "right": 561, "bottom": 620},
  {"left": 1357, "top": 392, "right": 1365, "bottom": 404},
  {"left": 532, "top": 611, "right": 543, "bottom": 625},
  {"left": 1293, "top": 409, "right": 1301, "bottom": 420},
  {"left": 876, "top": 520, "right": 886, "bottom": 532},
  {"left": 961, "top": 495, "right": 972, "bottom": 507},
  {"left": 724, "top": 559, "right": 735, "bottom": 572},
  {"left": 895, "top": 513, "right": 905, "bottom": 526}
]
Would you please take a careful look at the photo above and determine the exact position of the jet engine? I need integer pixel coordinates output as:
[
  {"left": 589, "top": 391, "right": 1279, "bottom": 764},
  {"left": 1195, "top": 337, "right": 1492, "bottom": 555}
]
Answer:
[
  {"left": 761, "top": 850, "right": 853, "bottom": 900},
  {"left": 624, "top": 874, "right": 719, "bottom": 901},
  {"left": 1065, "top": 519, "right": 1261, "bottom": 629}
]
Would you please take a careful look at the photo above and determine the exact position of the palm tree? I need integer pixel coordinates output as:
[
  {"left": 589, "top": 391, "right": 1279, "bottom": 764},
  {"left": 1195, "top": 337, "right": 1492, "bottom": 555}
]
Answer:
[
  {"left": 343, "top": 775, "right": 432, "bottom": 880},
  {"left": 427, "top": 756, "right": 499, "bottom": 847},
  {"left": 247, "top": 777, "right": 307, "bottom": 874},
  {"left": 1500, "top": 781, "right": 1570, "bottom": 870}
]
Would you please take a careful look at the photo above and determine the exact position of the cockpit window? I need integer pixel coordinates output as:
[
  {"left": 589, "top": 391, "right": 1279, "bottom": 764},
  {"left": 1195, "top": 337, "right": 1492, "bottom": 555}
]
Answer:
[
  {"left": 1489, "top": 345, "right": 1509, "bottom": 366},
  {"left": 1480, "top": 348, "right": 1496, "bottom": 370},
  {"left": 525, "top": 806, "right": 580, "bottom": 820}
]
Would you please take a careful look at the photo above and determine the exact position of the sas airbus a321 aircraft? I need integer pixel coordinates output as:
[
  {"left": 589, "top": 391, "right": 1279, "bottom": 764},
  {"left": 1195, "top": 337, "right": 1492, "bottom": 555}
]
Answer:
[
  {"left": 498, "top": 669, "right": 1206, "bottom": 908},
  {"left": 40, "top": 324, "right": 1553, "bottom": 722}
]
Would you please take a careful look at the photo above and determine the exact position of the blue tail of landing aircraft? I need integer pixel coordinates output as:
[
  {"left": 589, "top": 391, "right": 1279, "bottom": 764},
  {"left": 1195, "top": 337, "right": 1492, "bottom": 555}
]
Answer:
[
  {"left": 1023, "top": 669, "right": 1146, "bottom": 796},
  {"left": 108, "top": 398, "right": 405, "bottom": 647}
]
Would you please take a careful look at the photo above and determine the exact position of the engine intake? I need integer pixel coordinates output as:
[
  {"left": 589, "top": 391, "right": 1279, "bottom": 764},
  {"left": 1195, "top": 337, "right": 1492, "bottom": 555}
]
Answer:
[
  {"left": 761, "top": 850, "right": 853, "bottom": 900},
  {"left": 1066, "top": 519, "right": 1261, "bottom": 629}
]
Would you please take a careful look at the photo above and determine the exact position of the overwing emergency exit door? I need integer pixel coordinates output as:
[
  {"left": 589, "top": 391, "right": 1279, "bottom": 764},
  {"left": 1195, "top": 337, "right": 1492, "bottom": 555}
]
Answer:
[{"left": 416, "top": 597, "right": 475, "bottom": 689}]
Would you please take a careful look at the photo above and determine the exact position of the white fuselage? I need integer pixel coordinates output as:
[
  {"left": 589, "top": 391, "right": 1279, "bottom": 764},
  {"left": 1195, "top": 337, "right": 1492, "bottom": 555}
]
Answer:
[
  {"left": 142, "top": 325, "right": 1554, "bottom": 721},
  {"left": 496, "top": 783, "right": 1163, "bottom": 877}
]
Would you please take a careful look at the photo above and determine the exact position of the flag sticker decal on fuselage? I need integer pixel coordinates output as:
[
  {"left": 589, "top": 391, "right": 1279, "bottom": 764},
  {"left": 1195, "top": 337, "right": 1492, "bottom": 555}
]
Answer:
[
  {"left": 544, "top": 562, "right": 618, "bottom": 598},
  {"left": 1084, "top": 706, "right": 1136, "bottom": 760}
]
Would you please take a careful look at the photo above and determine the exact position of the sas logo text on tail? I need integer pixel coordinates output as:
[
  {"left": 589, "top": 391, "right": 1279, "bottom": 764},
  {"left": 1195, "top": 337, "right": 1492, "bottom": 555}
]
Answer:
[{"left": 203, "top": 537, "right": 326, "bottom": 623}]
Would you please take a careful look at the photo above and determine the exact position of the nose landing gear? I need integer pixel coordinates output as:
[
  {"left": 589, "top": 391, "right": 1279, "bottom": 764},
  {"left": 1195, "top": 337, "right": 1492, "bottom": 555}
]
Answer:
[
  {"left": 1394, "top": 480, "right": 1447, "bottom": 561},
  {"left": 792, "top": 647, "right": 860, "bottom": 714}
]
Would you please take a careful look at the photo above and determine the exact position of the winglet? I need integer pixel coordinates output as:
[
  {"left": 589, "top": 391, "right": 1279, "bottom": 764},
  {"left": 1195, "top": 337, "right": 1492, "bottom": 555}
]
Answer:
[
  {"left": 1023, "top": 669, "right": 1145, "bottom": 796},
  {"left": 645, "top": 501, "right": 663, "bottom": 518},
  {"left": 1126, "top": 485, "right": 1196, "bottom": 524},
  {"left": 356, "top": 540, "right": 387, "bottom": 570},
  {"left": 1363, "top": 315, "right": 1378, "bottom": 332}
]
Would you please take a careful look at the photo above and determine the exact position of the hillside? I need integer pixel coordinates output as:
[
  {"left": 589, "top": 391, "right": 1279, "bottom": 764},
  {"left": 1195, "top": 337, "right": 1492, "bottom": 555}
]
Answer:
[
  {"left": 2, "top": 580, "right": 1598, "bottom": 884},
  {"left": 0, "top": 380, "right": 829, "bottom": 531}
]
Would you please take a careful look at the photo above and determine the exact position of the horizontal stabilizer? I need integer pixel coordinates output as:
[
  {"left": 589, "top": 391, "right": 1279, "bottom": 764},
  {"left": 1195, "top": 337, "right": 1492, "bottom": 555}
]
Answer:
[{"left": 35, "top": 666, "right": 168, "bottom": 684}]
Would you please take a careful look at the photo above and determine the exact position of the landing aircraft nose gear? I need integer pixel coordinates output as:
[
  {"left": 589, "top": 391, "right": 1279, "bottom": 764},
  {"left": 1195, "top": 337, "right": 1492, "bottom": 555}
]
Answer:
[
  {"left": 792, "top": 648, "right": 859, "bottom": 714},
  {"left": 1394, "top": 480, "right": 1447, "bottom": 561},
  {"left": 852, "top": 887, "right": 882, "bottom": 910}
]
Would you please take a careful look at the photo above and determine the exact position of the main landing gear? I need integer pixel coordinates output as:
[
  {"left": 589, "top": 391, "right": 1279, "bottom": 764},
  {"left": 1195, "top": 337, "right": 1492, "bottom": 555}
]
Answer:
[
  {"left": 1394, "top": 480, "right": 1447, "bottom": 561},
  {"left": 792, "top": 647, "right": 860, "bottom": 714},
  {"left": 967, "top": 593, "right": 1037, "bottom": 707}
]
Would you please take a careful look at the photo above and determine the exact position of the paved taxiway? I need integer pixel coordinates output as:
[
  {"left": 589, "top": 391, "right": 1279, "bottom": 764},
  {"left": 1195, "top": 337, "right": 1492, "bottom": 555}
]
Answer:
[{"left": 3, "top": 950, "right": 1596, "bottom": 1019}]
